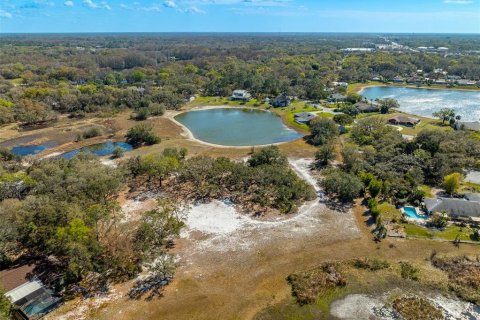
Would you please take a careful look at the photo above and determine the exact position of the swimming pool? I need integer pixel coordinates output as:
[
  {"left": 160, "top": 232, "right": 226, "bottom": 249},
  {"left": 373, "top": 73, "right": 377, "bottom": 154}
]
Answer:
[{"left": 403, "top": 206, "right": 428, "bottom": 220}]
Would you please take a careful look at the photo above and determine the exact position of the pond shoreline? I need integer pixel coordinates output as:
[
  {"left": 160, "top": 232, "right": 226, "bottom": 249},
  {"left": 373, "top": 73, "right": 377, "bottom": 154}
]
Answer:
[
  {"left": 168, "top": 105, "right": 305, "bottom": 149},
  {"left": 353, "top": 82, "right": 480, "bottom": 94}
]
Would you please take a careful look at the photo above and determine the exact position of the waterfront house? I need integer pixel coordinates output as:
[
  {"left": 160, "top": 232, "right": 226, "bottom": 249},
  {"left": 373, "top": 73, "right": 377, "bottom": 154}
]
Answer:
[
  {"left": 272, "top": 93, "right": 291, "bottom": 107},
  {"left": 294, "top": 112, "right": 317, "bottom": 125},
  {"left": 392, "top": 76, "right": 404, "bottom": 83},
  {"left": 355, "top": 101, "right": 379, "bottom": 113},
  {"left": 231, "top": 90, "right": 251, "bottom": 101},
  {"left": 388, "top": 115, "right": 420, "bottom": 127}
]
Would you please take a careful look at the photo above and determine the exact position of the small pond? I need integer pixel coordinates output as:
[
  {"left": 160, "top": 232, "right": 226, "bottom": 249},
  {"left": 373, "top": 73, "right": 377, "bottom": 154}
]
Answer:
[
  {"left": 361, "top": 86, "right": 480, "bottom": 122},
  {"left": 10, "top": 142, "right": 58, "bottom": 157},
  {"left": 61, "top": 142, "right": 133, "bottom": 160},
  {"left": 174, "top": 108, "right": 303, "bottom": 146}
]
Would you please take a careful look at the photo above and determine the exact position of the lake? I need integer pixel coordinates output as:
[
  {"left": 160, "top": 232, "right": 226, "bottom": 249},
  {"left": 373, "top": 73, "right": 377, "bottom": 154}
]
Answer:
[
  {"left": 61, "top": 141, "right": 133, "bottom": 160},
  {"left": 174, "top": 108, "right": 303, "bottom": 146},
  {"left": 361, "top": 86, "right": 480, "bottom": 122}
]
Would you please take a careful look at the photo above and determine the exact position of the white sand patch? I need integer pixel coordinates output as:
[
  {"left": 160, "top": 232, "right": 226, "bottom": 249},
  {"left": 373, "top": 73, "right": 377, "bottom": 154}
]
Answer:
[
  {"left": 186, "top": 201, "right": 245, "bottom": 234},
  {"left": 330, "top": 293, "right": 480, "bottom": 320},
  {"left": 101, "top": 158, "right": 117, "bottom": 168},
  {"left": 289, "top": 158, "right": 320, "bottom": 192},
  {"left": 181, "top": 159, "right": 359, "bottom": 253},
  {"left": 330, "top": 294, "right": 392, "bottom": 320},
  {"left": 42, "top": 152, "right": 62, "bottom": 159},
  {"left": 49, "top": 290, "right": 122, "bottom": 320},
  {"left": 429, "top": 295, "right": 480, "bottom": 320}
]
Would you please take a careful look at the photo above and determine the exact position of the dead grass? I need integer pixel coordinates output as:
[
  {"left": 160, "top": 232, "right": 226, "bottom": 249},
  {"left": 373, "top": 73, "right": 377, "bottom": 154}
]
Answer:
[{"left": 392, "top": 296, "right": 443, "bottom": 320}]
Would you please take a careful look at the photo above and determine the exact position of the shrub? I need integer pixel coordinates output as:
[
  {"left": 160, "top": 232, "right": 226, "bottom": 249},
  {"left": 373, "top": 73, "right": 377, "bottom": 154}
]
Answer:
[
  {"left": 399, "top": 262, "right": 420, "bottom": 281},
  {"left": 126, "top": 124, "right": 160, "bottom": 147},
  {"left": 333, "top": 113, "right": 354, "bottom": 125},
  {"left": 392, "top": 296, "right": 443, "bottom": 320},
  {"left": 353, "top": 258, "right": 390, "bottom": 271},
  {"left": 321, "top": 168, "right": 363, "bottom": 202},
  {"left": 308, "top": 118, "right": 339, "bottom": 146},
  {"left": 111, "top": 148, "right": 125, "bottom": 159},
  {"left": 287, "top": 263, "right": 346, "bottom": 305},
  {"left": 82, "top": 127, "right": 102, "bottom": 139}
]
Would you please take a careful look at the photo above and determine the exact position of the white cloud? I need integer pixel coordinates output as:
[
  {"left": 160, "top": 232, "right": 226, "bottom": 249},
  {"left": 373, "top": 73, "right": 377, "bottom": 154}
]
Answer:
[
  {"left": 64, "top": 1, "right": 74, "bottom": 7},
  {"left": 182, "top": 6, "right": 205, "bottom": 13},
  {"left": 0, "top": 9, "right": 12, "bottom": 18},
  {"left": 83, "top": 0, "right": 111, "bottom": 10},
  {"left": 443, "top": 0, "right": 474, "bottom": 3},
  {"left": 163, "top": 1, "right": 177, "bottom": 8}
]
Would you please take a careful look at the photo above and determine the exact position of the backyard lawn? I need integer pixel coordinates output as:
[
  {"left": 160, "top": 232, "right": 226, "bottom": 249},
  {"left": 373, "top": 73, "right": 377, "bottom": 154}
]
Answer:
[{"left": 403, "top": 223, "right": 478, "bottom": 242}]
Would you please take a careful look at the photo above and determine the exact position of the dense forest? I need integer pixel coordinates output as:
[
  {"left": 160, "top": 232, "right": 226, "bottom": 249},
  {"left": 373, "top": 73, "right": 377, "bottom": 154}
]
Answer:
[{"left": 1, "top": 34, "right": 480, "bottom": 125}]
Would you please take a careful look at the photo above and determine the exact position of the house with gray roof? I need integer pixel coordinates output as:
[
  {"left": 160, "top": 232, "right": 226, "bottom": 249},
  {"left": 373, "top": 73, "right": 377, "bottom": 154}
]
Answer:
[
  {"left": 424, "top": 197, "right": 480, "bottom": 223},
  {"left": 355, "top": 102, "right": 379, "bottom": 113},
  {"left": 294, "top": 112, "right": 317, "bottom": 125}
]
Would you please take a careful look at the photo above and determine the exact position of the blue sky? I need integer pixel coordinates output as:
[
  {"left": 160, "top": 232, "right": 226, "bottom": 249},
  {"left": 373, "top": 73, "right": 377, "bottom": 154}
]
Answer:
[{"left": 0, "top": 0, "right": 479, "bottom": 33}]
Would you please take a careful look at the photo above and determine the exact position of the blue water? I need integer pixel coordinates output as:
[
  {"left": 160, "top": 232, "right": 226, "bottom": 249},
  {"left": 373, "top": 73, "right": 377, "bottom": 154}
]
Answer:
[
  {"left": 11, "top": 143, "right": 57, "bottom": 156},
  {"left": 61, "top": 142, "right": 133, "bottom": 160},
  {"left": 403, "top": 206, "right": 428, "bottom": 220},
  {"left": 361, "top": 86, "right": 480, "bottom": 122},
  {"left": 174, "top": 108, "right": 303, "bottom": 146}
]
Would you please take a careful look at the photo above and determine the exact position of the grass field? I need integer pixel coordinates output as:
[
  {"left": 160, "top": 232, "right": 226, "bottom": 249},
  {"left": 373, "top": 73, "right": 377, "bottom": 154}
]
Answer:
[{"left": 403, "top": 223, "right": 478, "bottom": 242}]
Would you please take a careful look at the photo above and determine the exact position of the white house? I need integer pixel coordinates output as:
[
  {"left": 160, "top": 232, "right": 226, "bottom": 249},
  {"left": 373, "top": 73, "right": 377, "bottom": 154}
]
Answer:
[{"left": 231, "top": 90, "right": 251, "bottom": 101}]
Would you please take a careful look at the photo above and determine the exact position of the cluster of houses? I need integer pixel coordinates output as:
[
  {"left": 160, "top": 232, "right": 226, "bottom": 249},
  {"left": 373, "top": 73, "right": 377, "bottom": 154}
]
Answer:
[
  {"left": 231, "top": 90, "right": 292, "bottom": 108},
  {"left": 373, "top": 70, "right": 479, "bottom": 87}
]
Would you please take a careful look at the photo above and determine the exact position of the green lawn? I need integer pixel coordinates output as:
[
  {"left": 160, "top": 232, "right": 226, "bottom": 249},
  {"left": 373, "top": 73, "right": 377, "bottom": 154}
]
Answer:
[
  {"left": 403, "top": 224, "right": 477, "bottom": 242},
  {"left": 378, "top": 202, "right": 402, "bottom": 223}
]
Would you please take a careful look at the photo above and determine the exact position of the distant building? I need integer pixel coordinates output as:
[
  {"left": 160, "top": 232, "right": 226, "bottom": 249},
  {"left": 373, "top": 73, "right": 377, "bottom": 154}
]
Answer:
[
  {"left": 355, "top": 102, "right": 379, "bottom": 113},
  {"left": 392, "top": 76, "right": 405, "bottom": 83},
  {"left": 294, "top": 112, "right": 317, "bottom": 125},
  {"left": 271, "top": 93, "right": 291, "bottom": 107},
  {"left": 328, "top": 93, "right": 347, "bottom": 103},
  {"left": 388, "top": 115, "right": 420, "bottom": 127},
  {"left": 456, "top": 79, "right": 477, "bottom": 86},
  {"left": 231, "top": 90, "right": 251, "bottom": 101},
  {"left": 333, "top": 81, "right": 348, "bottom": 88}
]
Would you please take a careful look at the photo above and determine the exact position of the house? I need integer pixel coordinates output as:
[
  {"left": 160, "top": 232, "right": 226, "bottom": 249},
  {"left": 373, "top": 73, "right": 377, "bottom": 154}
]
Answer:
[
  {"left": 231, "top": 90, "right": 251, "bottom": 101},
  {"left": 388, "top": 115, "right": 420, "bottom": 127},
  {"left": 271, "top": 93, "right": 291, "bottom": 107},
  {"left": 392, "top": 76, "right": 404, "bottom": 83},
  {"left": 456, "top": 79, "right": 477, "bottom": 86},
  {"left": 327, "top": 93, "right": 347, "bottom": 103},
  {"left": 332, "top": 81, "right": 348, "bottom": 88},
  {"left": 371, "top": 76, "right": 382, "bottom": 82},
  {"left": 0, "top": 264, "right": 62, "bottom": 319},
  {"left": 434, "top": 79, "right": 447, "bottom": 85},
  {"left": 294, "top": 112, "right": 317, "bottom": 125},
  {"left": 355, "top": 102, "right": 379, "bottom": 113},
  {"left": 424, "top": 197, "right": 480, "bottom": 224}
]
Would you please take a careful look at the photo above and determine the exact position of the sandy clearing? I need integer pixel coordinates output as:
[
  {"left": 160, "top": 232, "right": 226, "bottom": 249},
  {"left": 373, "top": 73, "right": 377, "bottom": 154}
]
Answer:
[{"left": 181, "top": 158, "right": 358, "bottom": 253}]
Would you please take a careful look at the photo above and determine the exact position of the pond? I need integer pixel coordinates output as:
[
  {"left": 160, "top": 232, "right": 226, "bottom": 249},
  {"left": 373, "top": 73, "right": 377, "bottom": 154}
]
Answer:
[
  {"left": 10, "top": 142, "right": 58, "bottom": 157},
  {"left": 174, "top": 108, "right": 303, "bottom": 146},
  {"left": 361, "top": 86, "right": 480, "bottom": 122},
  {"left": 61, "top": 142, "right": 133, "bottom": 160}
]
